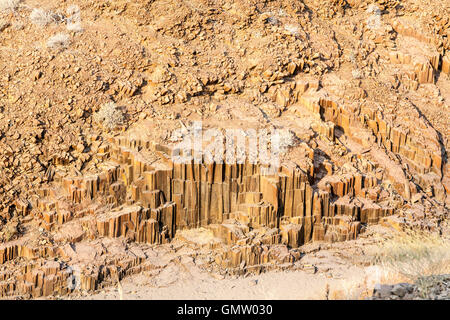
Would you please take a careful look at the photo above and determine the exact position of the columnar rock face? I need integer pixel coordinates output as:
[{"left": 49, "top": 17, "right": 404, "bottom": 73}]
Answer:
[
  {"left": 0, "top": 128, "right": 402, "bottom": 297},
  {"left": 389, "top": 19, "right": 449, "bottom": 90},
  {"left": 443, "top": 54, "right": 450, "bottom": 75},
  {"left": 40, "top": 135, "right": 393, "bottom": 247}
]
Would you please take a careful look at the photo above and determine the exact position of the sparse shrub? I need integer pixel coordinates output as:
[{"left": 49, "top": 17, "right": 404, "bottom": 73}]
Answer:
[
  {"left": 267, "top": 16, "right": 279, "bottom": 25},
  {"left": 348, "top": 52, "right": 357, "bottom": 64},
  {"left": 352, "top": 68, "right": 363, "bottom": 79},
  {"left": 46, "top": 32, "right": 70, "bottom": 50},
  {"left": 284, "top": 24, "right": 299, "bottom": 36},
  {"left": 0, "top": 0, "right": 20, "bottom": 12},
  {"left": 11, "top": 21, "right": 22, "bottom": 30},
  {"left": 66, "top": 4, "right": 83, "bottom": 32},
  {"left": 414, "top": 274, "right": 450, "bottom": 299},
  {"left": 1, "top": 217, "right": 19, "bottom": 241},
  {"left": 278, "top": 129, "right": 299, "bottom": 150},
  {"left": 30, "top": 8, "right": 55, "bottom": 27},
  {"left": 93, "top": 102, "right": 125, "bottom": 130},
  {"left": 66, "top": 19, "right": 82, "bottom": 32}
]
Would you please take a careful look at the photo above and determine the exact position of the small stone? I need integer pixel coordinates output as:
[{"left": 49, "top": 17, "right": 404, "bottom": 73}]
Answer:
[
  {"left": 262, "top": 70, "right": 273, "bottom": 79},
  {"left": 373, "top": 284, "right": 393, "bottom": 298},
  {"left": 33, "top": 71, "right": 42, "bottom": 81},
  {"left": 209, "top": 103, "right": 218, "bottom": 112},
  {"left": 76, "top": 143, "right": 85, "bottom": 153},
  {"left": 0, "top": 20, "right": 10, "bottom": 32},
  {"left": 287, "top": 62, "right": 297, "bottom": 75},
  {"left": 411, "top": 193, "right": 423, "bottom": 203},
  {"left": 402, "top": 283, "right": 415, "bottom": 294},
  {"left": 391, "top": 284, "right": 407, "bottom": 297},
  {"left": 403, "top": 293, "right": 415, "bottom": 300},
  {"left": 302, "top": 264, "right": 317, "bottom": 274}
]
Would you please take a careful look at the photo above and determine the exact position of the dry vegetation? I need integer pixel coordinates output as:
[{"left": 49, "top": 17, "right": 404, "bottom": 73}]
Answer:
[
  {"left": 29, "top": 8, "right": 55, "bottom": 27},
  {"left": 368, "top": 226, "right": 450, "bottom": 298},
  {"left": 327, "top": 226, "right": 450, "bottom": 300},
  {"left": 93, "top": 101, "right": 125, "bottom": 130},
  {"left": 46, "top": 32, "right": 70, "bottom": 50},
  {"left": 373, "top": 229, "right": 450, "bottom": 280},
  {"left": 0, "top": 0, "right": 20, "bottom": 12}
]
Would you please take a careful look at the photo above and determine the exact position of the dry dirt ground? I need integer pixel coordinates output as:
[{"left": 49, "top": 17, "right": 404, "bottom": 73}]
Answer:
[
  {"left": 70, "top": 224, "right": 449, "bottom": 300},
  {"left": 0, "top": 0, "right": 449, "bottom": 299},
  {"left": 83, "top": 266, "right": 368, "bottom": 300}
]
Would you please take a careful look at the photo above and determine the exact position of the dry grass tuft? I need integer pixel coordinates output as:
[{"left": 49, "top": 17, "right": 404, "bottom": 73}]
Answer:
[
  {"left": 372, "top": 229, "right": 450, "bottom": 283},
  {"left": 0, "top": 0, "right": 20, "bottom": 12},
  {"left": 352, "top": 68, "right": 363, "bottom": 79},
  {"left": 30, "top": 8, "right": 55, "bottom": 27},
  {"left": 66, "top": 4, "right": 83, "bottom": 32},
  {"left": 47, "top": 32, "right": 70, "bottom": 50}
]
